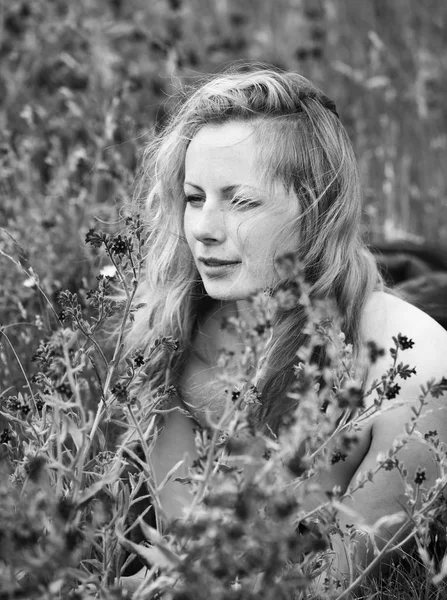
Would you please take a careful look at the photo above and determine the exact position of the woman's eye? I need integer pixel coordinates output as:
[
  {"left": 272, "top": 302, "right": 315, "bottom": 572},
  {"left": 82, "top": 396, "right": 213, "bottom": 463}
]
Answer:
[
  {"left": 185, "top": 195, "right": 204, "bottom": 206},
  {"left": 231, "top": 197, "right": 261, "bottom": 210},
  {"left": 184, "top": 194, "right": 261, "bottom": 210}
]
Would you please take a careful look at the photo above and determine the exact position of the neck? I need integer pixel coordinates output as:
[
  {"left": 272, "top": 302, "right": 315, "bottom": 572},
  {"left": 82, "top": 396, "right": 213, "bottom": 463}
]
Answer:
[{"left": 207, "top": 299, "right": 257, "bottom": 325}]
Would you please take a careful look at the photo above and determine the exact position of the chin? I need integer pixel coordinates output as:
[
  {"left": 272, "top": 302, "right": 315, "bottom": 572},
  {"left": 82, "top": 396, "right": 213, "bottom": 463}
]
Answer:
[
  {"left": 202, "top": 281, "right": 260, "bottom": 302},
  {"left": 204, "top": 289, "right": 245, "bottom": 302}
]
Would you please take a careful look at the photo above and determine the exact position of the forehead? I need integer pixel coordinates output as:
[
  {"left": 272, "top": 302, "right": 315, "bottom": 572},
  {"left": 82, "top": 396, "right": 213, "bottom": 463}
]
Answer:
[
  {"left": 185, "top": 122, "right": 259, "bottom": 179},
  {"left": 184, "top": 122, "right": 300, "bottom": 217}
]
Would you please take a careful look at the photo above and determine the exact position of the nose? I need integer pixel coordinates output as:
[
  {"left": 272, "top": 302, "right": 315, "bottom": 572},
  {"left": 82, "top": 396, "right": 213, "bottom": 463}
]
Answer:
[{"left": 191, "top": 202, "right": 226, "bottom": 245}]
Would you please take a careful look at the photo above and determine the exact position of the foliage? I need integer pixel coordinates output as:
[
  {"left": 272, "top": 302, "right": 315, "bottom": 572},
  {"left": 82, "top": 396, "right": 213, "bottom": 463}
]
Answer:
[
  {"left": 1, "top": 1, "right": 447, "bottom": 598},
  {"left": 1, "top": 220, "right": 447, "bottom": 599},
  {"left": 2, "top": 0, "right": 447, "bottom": 388}
]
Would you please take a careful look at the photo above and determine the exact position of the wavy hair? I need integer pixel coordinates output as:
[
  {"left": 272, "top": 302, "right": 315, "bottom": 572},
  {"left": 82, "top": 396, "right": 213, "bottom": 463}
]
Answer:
[{"left": 125, "top": 64, "right": 383, "bottom": 433}]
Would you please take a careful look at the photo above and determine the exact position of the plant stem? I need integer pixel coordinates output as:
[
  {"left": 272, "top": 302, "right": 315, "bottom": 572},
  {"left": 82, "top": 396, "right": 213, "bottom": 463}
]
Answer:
[
  {"left": 334, "top": 520, "right": 412, "bottom": 600},
  {"left": 0, "top": 329, "right": 35, "bottom": 401}
]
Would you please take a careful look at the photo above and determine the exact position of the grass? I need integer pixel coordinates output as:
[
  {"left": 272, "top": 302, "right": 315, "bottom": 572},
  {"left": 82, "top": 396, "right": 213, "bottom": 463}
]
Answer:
[{"left": 1, "top": 1, "right": 447, "bottom": 598}]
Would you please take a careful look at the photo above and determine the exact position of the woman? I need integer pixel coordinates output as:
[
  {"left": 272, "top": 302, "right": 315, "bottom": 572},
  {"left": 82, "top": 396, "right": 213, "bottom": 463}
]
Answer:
[{"left": 121, "top": 64, "right": 447, "bottom": 588}]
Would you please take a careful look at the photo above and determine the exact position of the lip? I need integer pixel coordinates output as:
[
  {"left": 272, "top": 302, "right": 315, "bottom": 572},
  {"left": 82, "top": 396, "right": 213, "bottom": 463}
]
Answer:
[{"left": 198, "top": 257, "right": 241, "bottom": 266}]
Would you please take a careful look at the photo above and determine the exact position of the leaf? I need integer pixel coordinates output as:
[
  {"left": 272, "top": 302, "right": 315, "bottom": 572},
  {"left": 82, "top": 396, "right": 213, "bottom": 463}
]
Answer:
[
  {"left": 371, "top": 511, "right": 407, "bottom": 533},
  {"left": 81, "top": 559, "right": 103, "bottom": 573},
  {"left": 76, "top": 470, "right": 120, "bottom": 508},
  {"left": 139, "top": 519, "right": 182, "bottom": 567},
  {"left": 95, "top": 426, "right": 106, "bottom": 451},
  {"left": 157, "top": 458, "right": 185, "bottom": 491},
  {"left": 115, "top": 520, "right": 179, "bottom": 570},
  {"left": 174, "top": 476, "right": 192, "bottom": 485},
  {"left": 64, "top": 415, "right": 84, "bottom": 451}
]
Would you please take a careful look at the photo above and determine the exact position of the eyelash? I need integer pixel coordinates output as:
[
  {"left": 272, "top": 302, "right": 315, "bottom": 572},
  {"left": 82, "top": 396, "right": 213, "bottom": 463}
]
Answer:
[
  {"left": 184, "top": 195, "right": 204, "bottom": 206},
  {"left": 184, "top": 195, "right": 261, "bottom": 210}
]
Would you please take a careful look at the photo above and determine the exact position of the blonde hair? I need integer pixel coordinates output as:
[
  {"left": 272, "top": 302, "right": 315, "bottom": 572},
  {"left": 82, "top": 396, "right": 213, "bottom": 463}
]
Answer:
[{"left": 125, "top": 63, "right": 382, "bottom": 432}]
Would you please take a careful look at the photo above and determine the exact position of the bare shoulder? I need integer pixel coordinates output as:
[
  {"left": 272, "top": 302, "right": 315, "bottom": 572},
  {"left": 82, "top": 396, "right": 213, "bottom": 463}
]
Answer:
[
  {"left": 360, "top": 290, "right": 447, "bottom": 387},
  {"left": 356, "top": 290, "right": 447, "bottom": 441}
]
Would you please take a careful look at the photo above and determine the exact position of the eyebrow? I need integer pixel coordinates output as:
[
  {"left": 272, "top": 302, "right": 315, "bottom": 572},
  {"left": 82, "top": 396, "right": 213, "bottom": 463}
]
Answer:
[{"left": 183, "top": 182, "right": 262, "bottom": 195}]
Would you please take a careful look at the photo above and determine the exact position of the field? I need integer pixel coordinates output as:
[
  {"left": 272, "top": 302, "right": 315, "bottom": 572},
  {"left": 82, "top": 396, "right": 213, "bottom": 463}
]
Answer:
[{"left": 1, "top": 1, "right": 447, "bottom": 599}]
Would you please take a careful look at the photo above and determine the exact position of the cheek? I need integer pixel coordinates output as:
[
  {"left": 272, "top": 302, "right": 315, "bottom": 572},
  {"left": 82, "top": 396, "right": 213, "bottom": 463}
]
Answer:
[
  {"left": 183, "top": 210, "right": 194, "bottom": 248},
  {"left": 242, "top": 229, "right": 299, "bottom": 289},
  {"left": 243, "top": 217, "right": 298, "bottom": 259}
]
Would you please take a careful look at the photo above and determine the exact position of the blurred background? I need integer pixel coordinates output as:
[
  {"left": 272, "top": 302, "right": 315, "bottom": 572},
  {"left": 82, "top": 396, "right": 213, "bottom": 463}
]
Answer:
[{"left": 1, "top": 0, "right": 447, "bottom": 393}]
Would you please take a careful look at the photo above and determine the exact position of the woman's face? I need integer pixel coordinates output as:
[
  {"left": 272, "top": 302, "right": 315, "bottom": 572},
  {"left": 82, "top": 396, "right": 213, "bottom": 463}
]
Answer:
[{"left": 183, "top": 121, "right": 300, "bottom": 301}]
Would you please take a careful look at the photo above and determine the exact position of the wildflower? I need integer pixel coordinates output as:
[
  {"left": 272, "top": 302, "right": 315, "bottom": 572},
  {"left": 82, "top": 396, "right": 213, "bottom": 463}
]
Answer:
[
  {"left": 397, "top": 334, "right": 415, "bottom": 351},
  {"left": 99, "top": 264, "right": 117, "bottom": 278},
  {"left": 155, "top": 384, "right": 178, "bottom": 399},
  {"left": 23, "top": 276, "right": 37, "bottom": 288},
  {"left": 132, "top": 350, "right": 145, "bottom": 367},
  {"left": 242, "top": 385, "right": 262, "bottom": 407},
  {"left": 111, "top": 382, "right": 129, "bottom": 403},
  {"left": 431, "top": 377, "right": 447, "bottom": 398},
  {"left": 56, "top": 382, "right": 72, "bottom": 397},
  {"left": 366, "top": 340, "right": 385, "bottom": 364},
  {"left": 275, "top": 283, "right": 300, "bottom": 310},
  {"left": 340, "top": 432, "right": 359, "bottom": 452},
  {"left": 95, "top": 451, "right": 114, "bottom": 465},
  {"left": 111, "top": 234, "right": 128, "bottom": 255},
  {"left": 160, "top": 336, "right": 180, "bottom": 352},
  {"left": 292, "top": 362, "right": 317, "bottom": 394},
  {"left": 151, "top": 336, "right": 180, "bottom": 354},
  {"left": 383, "top": 459, "right": 397, "bottom": 471},
  {"left": 414, "top": 468, "right": 427, "bottom": 486},
  {"left": 254, "top": 320, "right": 271, "bottom": 335},
  {"left": 41, "top": 218, "right": 56, "bottom": 230},
  {"left": 231, "top": 389, "right": 241, "bottom": 402},
  {"left": 331, "top": 449, "right": 347, "bottom": 464},
  {"left": 5, "top": 395, "right": 21, "bottom": 411},
  {"left": 296, "top": 521, "right": 329, "bottom": 555},
  {"left": 337, "top": 384, "right": 364, "bottom": 410},
  {"left": 385, "top": 383, "right": 401, "bottom": 400},
  {"left": 274, "top": 498, "right": 298, "bottom": 519},
  {"left": 191, "top": 458, "right": 203, "bottom": 470},
  {"left": 85, "top": 228, "right": 105, "bottom": 248},
  {"left": 35, "top": 396, "right": 45, "bottom": 411},
  {"left": 217, "top": 431, "right": 230, "bottom": 446},
  {"left": 0, "top": 428, "right": 12, "bottom": 444},
  {"left": 287, "top": 452, "right": 308, "bottom": 477},
  {"left": 31, "top": 341, "right": 55, "bottom": 367},
  {"left": 398, "top": 364, "right": 417, "bottom": 380},
  {"left": 20, "top": 404, "right": 31, "bottom": 417}
]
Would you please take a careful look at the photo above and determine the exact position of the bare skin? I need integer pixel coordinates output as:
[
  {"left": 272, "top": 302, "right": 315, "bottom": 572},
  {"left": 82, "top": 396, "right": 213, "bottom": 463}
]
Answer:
[
  {"left": 121, "top": 290, "right": 447, "bottom": 591},
  {"left": 121, "top": 122, "right": 447, "bottom": 589},
  {"left": 326, "top": 290, "right": 447, "bottom": 580}
]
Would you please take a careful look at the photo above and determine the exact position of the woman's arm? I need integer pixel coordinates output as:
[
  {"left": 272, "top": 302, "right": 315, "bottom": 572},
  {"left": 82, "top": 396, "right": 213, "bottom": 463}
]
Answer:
[
  {"left": 309, "top": 292, "right": 447, "bottom": 590},
  {"left": 327, "top": 401, "right": 446, "bottom": 581},
  {"left": 324, "top": 312, "right": 447, "bottom": 586}
]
